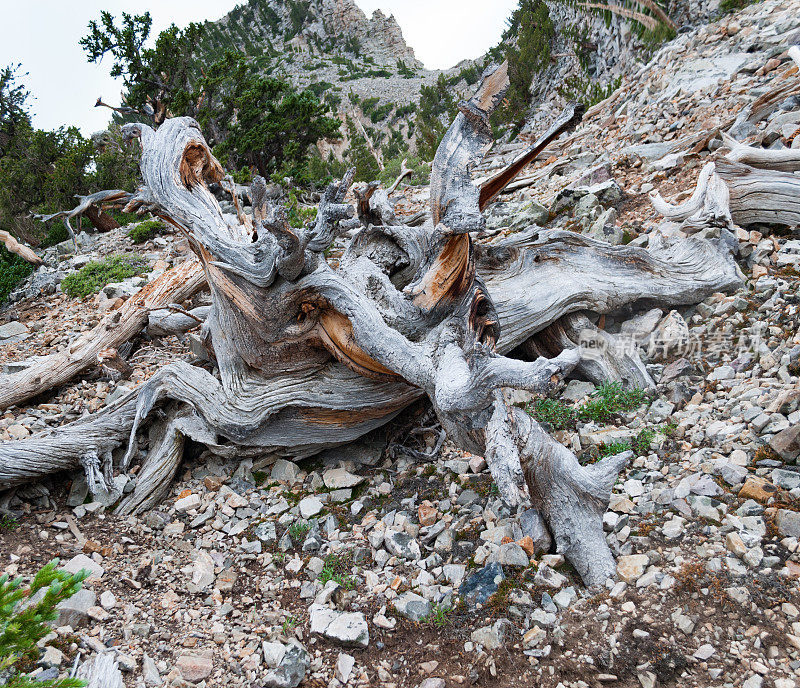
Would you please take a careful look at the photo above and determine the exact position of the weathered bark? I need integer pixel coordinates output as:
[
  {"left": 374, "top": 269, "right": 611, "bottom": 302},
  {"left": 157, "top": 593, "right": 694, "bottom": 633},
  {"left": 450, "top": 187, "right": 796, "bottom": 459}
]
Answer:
[
  {"left": 0, "top": 230, "right": 43, "bottom": 266},
  {"left": 76, "top": 652, "right": 124, "bottom": 688},
  {"left": 0, "top": 62, "right": 748, "bottom": 585}
]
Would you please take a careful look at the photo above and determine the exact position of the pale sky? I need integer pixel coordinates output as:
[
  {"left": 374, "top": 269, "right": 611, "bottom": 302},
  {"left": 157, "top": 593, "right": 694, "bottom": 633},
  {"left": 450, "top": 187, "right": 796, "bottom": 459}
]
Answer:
[{"left": 0, "top": 1, "right": 516, "bottom": 136}]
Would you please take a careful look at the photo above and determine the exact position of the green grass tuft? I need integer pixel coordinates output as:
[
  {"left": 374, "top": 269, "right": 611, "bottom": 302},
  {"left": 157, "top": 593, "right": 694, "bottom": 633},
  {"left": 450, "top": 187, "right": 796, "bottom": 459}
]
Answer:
[
  {"left": 61, "top": 254, "right": 147, "bottom": 298},
  {"left": 318, "top": 553, "right": 356, "bottom": 590},
  {"left": 128, "top": 219, "right": 166, "bottom": 244}
]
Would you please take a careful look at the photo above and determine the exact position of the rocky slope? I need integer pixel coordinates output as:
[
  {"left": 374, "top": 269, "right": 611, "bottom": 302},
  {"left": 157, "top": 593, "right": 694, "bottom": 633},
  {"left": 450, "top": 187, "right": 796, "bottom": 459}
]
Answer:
[{"left": 1, "top": 1, "right": 800, "bottom": 687}]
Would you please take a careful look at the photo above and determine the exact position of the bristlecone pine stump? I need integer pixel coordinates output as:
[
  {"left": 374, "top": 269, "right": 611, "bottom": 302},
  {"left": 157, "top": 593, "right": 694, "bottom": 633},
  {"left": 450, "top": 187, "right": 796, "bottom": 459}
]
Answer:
[{"left": 0, "top": 62, "right": 749, "bottom": 585}]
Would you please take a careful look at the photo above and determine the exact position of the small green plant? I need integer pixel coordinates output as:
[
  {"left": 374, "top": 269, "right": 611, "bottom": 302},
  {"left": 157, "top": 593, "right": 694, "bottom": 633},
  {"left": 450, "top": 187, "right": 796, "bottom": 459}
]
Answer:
[
  {"left": 719, "top": 0, "right": 760, "bottom": 14},
  {"left": 528, "top": 397, "right": 577, "bottom": 430},
  {"left": 0, "top": 515, "right": 18, "bottom": 531},
  {"left": 579, "top": 382, "right": 648, "bottom": 423},
  {"left": 425, "top": 603, "right": 452, "bottom": 628},
  {"left": 599, "top": 440, "right": 632, "bottom": 458},
  {"left": 281, "top": 614, "right": 299, "bottom": 635},
  {"left": 284, "top": 191, "right": 318, "bottom": 229},
  {"left": 632, "top": 428, "right": 657, "bottom": 455},
  {"left": 61, "top": 254, "right": 147, "bottom": 298},
  {"left": 287, "top": 520, "right": 310, "bottom": 541},
  {"left": 39, "top": 224, "right": 69, "bottom": 249},
  {"left": 127, "top": 219, "right": 166, "bottom": 244},
  {"left": 0, "top": 560, "right": 89, "bottom": 688},
  {"left": 318, "top": 553, "right": 356, "bottom": 590}
]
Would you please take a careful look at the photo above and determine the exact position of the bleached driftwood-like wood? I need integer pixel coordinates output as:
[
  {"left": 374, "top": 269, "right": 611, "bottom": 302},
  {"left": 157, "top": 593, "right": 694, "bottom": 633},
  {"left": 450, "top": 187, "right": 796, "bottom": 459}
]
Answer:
[
  {"left": 576, "top": 3, "right": 660, "bottom": 31},
  {"left": 0, "top": 63, "right": 747, "bottom": 585},
  {"left": 35, "top": 189, "right": 131, "bottom": 242},
  {"left": 715, "top": 159, "right": 800, "bottom": 227},
  {"left": 75, "top": 652, "right": 124, "bottom": 688},
  {"left": 147, "top": 305, "right": 211, "bottom": 336},
  {"left": 650, "top": 159, "right": 800, "bottom": 229},
  {"left": 721, "top": 131, "right": 800, "bottom": 172},
  {"left": 0, "top": 230, "right": 43, "bottom": 266},
  {"left": 386, "top": 158, "right": 412, "bottom": 195}
]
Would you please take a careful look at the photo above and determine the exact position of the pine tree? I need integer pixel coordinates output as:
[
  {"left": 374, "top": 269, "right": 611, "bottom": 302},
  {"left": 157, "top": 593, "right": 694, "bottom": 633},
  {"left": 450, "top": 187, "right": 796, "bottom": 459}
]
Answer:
[{"left": 0, "top": 560, "right": 88, "bottom": 688}]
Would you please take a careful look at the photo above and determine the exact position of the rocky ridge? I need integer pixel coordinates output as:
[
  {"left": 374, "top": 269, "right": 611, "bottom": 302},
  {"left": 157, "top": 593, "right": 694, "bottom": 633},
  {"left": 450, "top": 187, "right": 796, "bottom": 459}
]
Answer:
[{"left": 2, "top": 1, "right": 800, "bottom": 687}]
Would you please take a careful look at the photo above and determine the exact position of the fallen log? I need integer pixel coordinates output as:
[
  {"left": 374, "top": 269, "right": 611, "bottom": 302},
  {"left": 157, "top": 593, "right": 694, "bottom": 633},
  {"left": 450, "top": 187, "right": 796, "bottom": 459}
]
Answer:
[{"left": 650, "top": 159, "right": 800, "bottom": 230}]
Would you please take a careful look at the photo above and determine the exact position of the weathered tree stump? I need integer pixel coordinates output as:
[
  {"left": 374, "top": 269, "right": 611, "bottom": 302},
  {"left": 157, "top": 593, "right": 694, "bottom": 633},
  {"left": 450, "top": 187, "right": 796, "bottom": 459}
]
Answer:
[{"left": 0, "top": 63, "right": 745, "bottom": 585}]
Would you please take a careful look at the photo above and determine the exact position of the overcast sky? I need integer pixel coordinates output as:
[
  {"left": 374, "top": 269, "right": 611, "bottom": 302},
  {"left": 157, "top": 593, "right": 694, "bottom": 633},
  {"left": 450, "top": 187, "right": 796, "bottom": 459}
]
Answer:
[{"left": 0, "top": 1, "right": 516, "bottom": 136}]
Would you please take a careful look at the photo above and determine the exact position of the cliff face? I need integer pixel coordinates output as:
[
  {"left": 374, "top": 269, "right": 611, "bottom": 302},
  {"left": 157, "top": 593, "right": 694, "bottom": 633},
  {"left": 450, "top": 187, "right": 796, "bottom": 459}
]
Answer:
[{"left": 210, "top": 0, "right": 421, "bottom": 68}]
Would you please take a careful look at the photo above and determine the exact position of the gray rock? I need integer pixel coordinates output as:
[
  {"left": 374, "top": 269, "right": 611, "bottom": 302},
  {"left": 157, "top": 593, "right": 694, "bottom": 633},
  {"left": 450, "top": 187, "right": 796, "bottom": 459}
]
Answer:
[
  {"left": 561, "top": 380, "right": 596, "bottom": 403},
  {"left": 776, "top": 509, "right": 800, "bottom": 538},
  {"left": 271, "top": 459, "right": 301, "bottom": 483},
  {"left": 0, "top": 321, "right": 29, "bottom": 340},
  {"left": 459, "top": 563, "right": 504, "bottom": 605},
  {"left": 309, "top": 605, "right": 369, "bottom": 648},
  {"left": 262, "top": 642, "right": 309, "bottom": 688},
  {"left": 143, "top": 654, "right": 162, "bottom": 686},
  {"left": 588, "top": 207, "right": 623, "bottom": 245},
  {"left": 470, "top": 625, "right": 504, "bottom": 650},
  {"left": 770, "top": 425, "right": 800, "bottom": 462},
  {"left": 771, "top": 468, "right": 800, "bottom": 491},
  {"left": 519, "top": 508, "right": 552, "bottom": 554},
  {"left": 255, "top": 520, "right": 277, "bottom": 545},
  {"left": 298, "top": 496, "right": 324, "bottom": 519},
  {"left": 491, "top": 542, "right": 529, "bottom": 568},
  {"left": 384, "top": 529, "right": 421, "bottom": 560},
  {"left": 392, "top": 592, "right": 431, "bottom": 622},
  {"left": 56, "top": 589, "right": 96, "bottom": 627}
]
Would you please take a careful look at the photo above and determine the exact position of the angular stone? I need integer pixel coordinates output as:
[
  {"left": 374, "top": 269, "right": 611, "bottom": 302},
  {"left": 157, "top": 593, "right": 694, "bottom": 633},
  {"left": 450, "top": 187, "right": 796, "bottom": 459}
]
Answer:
[
  {"left": 776, "top": 510, "right": 800, "bottom": 538},
  {"left": 298, "top": 496, "right": 324, "bottom": 519},
  {"left": 175, "top": 493, "right": 201, "bottom": 512},
  {"left": 738, "top": 476, "right": 778, "bottom": 504},
  {"left": 533, "top": 565, "right": 567, "bottom": 589},
  {"left": 392, "top": 592, "right": 431, "bottom": 622},
  {"left": 192, "top": 551, "right": 215, "bottom": 589},
  {"left": 255, "top": 520, "right": 277, "bottom": 545},
  {"left": 459, "top": 563, "right": 504, "bottom": 605},
  {"left": 616, "top": 554, "right": 649, "bottom": 583},
  {"left": 470, "top": 625, "right": 503, "bottom": 651},
  {"left": 417, "top": 503, "right": 438, "bottom": 527},
  {"left": 772, "top": 469, "right": 800, "bottom": 491},
  {"left": 322, "top": 468, "right": 364, "bottom": 489},
  {"left": 335, "top": 653, "right": 355, "bottom": 683},
  {"left": 55, "top": 588, "right": 96, "bottom": 627},
  {"left": 384, "top": 529, "right": 421, "bottom": 560},
  {"left": 61, "top": 554, "right": 104, "bottom": 580},
  {"left": 770, "top": 426, "right": 800, "bottom": 462},
  {"left": 309, "top": 605, "right": 369, "bottom": 648},
  {"left": 491, "top": 542, "right": 529, "bottom": 568},
  {"left": 0, "top": 321, "right": 29, "bottom": 339},
  {"left": 142, "top": 654, "right": 162, "bottom": 686},
  {"left": 176, "top": 654, "right": 213, "bottom": 682},
  {"left": 271, "top": 459, "right": 301, "bottom": 483}
]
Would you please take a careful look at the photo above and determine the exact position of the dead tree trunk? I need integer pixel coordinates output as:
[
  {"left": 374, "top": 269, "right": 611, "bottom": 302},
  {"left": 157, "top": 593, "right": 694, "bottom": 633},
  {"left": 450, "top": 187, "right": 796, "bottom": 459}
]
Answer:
[
  {"left": 0, "top": 230, "right": 43, "bottom": 266},
  {"left": 0, "top": 63, "right": 744, "bottom": 586}
]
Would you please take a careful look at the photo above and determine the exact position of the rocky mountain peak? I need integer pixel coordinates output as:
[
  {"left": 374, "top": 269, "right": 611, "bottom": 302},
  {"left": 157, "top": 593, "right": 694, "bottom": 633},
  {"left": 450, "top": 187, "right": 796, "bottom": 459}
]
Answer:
[{"left": 213, "top": 0, "right": 421, "bottom": 68}]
